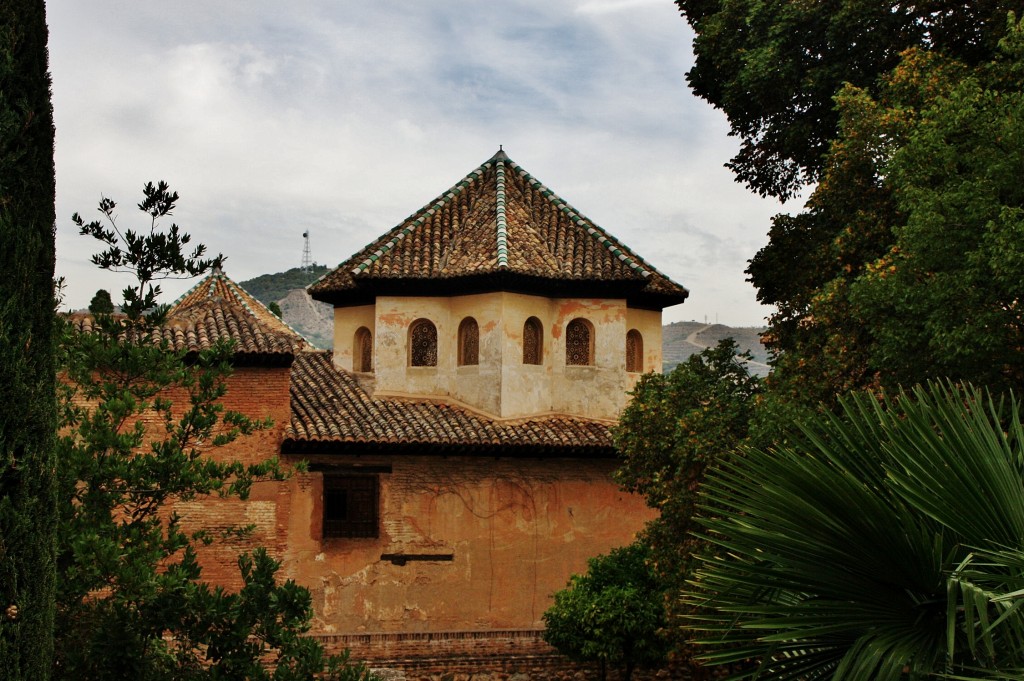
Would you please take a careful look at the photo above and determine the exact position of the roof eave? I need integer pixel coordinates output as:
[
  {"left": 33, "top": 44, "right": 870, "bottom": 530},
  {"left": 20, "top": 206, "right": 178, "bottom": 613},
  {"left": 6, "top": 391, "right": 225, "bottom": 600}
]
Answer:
[
  {"left": 281, "top": 438, "right": 617, "bottom": 458},
  {"left": 310, "top": 272, "right": 688, "bottom": 311},
  {"left": 183, "top": 349, "right": 297, "bottom": 368}
]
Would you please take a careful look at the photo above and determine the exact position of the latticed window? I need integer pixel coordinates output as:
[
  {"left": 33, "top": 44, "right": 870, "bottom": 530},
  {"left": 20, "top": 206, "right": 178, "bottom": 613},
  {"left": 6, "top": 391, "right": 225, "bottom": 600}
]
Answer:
[
  {"left": 323, "top": 475, "right": 378, "bottom": 538},
  {"left": 626, "top": 329, "right": 643, "bottom": 372},
  {"left": 354, "top": 326, "right": 373, "bottom": 372},
  {"left": 523, "top": 317, "right": 543, "bottom": 365},
  {"left": 565, "top": 318, "right": 593, "bottom": 366},
  {"left": 409, "top": 319, "right": 437, "bottom": 367},
  {"left": 458, "top": 317, "right": 479, "bottom": 366}
]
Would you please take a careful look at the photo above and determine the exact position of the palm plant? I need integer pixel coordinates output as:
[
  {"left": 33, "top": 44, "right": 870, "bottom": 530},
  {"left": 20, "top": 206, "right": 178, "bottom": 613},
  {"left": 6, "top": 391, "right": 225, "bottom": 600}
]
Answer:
[{"left": 685, "top": 382, "right": 1024, "bottom": 680}]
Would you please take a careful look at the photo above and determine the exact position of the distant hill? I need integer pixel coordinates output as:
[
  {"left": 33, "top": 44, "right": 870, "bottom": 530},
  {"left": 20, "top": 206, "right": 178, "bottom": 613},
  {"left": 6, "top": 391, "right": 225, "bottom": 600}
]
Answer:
[
  {"left": 662, "top": 321, "right": 769, "bottom": 376},
  {"left": 239, "top": 269, "right": 770, "bottom": 374},
  {"left": 240, "top": 265, "right": 330, "bottom": 305},
  {"left": 240, "top": 266, "right": 333, "bottom": 349},
  {"left": 276, "top": 288, "right": 334, "bottom": 349}
]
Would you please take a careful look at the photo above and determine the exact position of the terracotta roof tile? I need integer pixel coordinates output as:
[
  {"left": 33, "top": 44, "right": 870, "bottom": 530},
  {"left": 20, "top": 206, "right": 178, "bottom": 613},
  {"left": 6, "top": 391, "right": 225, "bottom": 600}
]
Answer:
[
  {"left": 284, "top": 352, "right": 614, "bottom": 455},
  {"left": 309, "top": 150, "right": 688, "bottom": 309},
  {"left": 163, "top": 268, "right": 312, "bottom": 359},
  {"left": 68, "top": 269, "right": 312, "bottom": 362}
]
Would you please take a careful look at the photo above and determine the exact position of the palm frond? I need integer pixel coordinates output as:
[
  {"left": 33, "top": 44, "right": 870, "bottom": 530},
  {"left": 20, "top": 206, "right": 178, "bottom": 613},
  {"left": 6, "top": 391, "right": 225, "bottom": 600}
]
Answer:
[{"left": 686, "top": 382, "right": 1024, "bottom": 679}]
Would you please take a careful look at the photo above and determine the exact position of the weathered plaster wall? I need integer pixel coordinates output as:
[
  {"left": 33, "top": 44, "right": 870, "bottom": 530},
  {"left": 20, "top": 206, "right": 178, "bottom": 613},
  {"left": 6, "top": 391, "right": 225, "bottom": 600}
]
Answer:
[
  {"left": 153, "top": 363, "right": 658, "bottom": 647},
  {"left": 332, "top": 293, "right": 662, "bottom": 421},
  {"left": 334, "top": 304, "right": 376, "bottom": 372},
  {"left": 279, "top": 455, "right": 656, "bottom": 634},
  {"left": 448, "top": 294, "right": 504, "bottom": 415},
  {"left": 549, "top": 298, "right": 629, "bottom": 420},
  {"left": 373, "top": 297, "right": 453, "bottom": 398},
  {"left": 625, "top": 307, "right": 664, "bottom": 392},
  {"left": 497, "top": 293, "right": 555, "bottom": 419}
]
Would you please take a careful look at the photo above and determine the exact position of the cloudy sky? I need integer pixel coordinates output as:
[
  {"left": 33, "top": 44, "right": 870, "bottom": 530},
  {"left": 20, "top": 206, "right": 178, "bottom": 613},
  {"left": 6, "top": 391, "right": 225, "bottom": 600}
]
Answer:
[{"left": 46, "top": 1, "right": 798, "bottom": 327}]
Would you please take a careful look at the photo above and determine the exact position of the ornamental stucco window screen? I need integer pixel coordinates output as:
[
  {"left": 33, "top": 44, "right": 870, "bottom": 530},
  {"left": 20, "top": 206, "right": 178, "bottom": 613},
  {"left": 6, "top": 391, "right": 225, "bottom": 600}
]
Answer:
[
  {"left": 523, "top": 317, "right": 543, "bottom": 365},
  {"left": 410, "top": 319, "right": 438, "bottom": 367},
  {"left": 626, "top": 329, "right": 643, "bottom": 373},
  {"left": 458, "top": 317, "right": 479, "bottom": 366},
  {"left": 565, "top": 318, "right": 594, "bottom": 366},
  {"left": 354, "top": 326, "right": 373, "bottom": 372}
]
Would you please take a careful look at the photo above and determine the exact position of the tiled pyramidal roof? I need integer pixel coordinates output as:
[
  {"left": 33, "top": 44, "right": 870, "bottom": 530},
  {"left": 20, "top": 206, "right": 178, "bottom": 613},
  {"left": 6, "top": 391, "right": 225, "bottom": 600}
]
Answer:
[
  {"left": 285, "top": 352, "right": 614, "bottom": 455},
  {"left": 162, "top": 267, "right": 312, "bottom": 362},
  {"left": 309, "top": 149, "right": 688, "bottom": 309}
]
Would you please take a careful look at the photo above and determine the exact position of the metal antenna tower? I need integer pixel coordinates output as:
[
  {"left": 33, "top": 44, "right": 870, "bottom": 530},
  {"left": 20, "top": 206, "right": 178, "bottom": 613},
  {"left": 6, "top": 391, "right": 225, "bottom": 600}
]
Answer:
[{"left": 301, "top": 231, "right": 312, "bottom": 272}]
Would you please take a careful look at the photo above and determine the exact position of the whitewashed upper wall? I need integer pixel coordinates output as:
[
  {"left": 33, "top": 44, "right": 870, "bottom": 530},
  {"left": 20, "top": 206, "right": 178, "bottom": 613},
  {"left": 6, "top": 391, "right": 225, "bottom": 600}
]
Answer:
[{"left": 331, "top": 293, "right": 664, "bottom": 421}]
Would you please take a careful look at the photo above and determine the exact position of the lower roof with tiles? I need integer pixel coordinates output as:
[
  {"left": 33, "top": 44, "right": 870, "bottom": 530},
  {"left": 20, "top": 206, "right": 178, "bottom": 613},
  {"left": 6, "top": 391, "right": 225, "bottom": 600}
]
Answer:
[
  {"left": 284, "top": 352, "right": 615, "bottom": 457},
  {"left": 68, "top": 268, "right": 311, "bottom": 366},
  {"left": 165, "top": 267, "right": 312, "bottom": 364}
]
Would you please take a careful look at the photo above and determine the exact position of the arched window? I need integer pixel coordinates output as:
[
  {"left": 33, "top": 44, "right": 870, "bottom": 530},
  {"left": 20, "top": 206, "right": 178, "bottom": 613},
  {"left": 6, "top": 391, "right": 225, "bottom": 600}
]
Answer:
[
  {"left": 565, "top": 318, "right": 594, "bottom": 366},
  {"left": 458, "top": 317, "right": 479, "bottom": 366},
  {"left": 626, "top": 329, "right": 643, "bottom": 373},
  {"left": 523, "top": 317, "right": 543, "bottom": 365},
  {"left": 409, "top": 319, "right": 437, "bottom": 367},
  {"left": 354, "top": 326, "right": 373, "bottom": 372}
]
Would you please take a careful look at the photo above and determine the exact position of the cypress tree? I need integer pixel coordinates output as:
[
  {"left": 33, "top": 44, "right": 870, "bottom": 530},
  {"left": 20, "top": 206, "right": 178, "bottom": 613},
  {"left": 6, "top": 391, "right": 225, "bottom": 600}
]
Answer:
[{"left": 0, "top": 1, "right": 58, "bottom": 679}]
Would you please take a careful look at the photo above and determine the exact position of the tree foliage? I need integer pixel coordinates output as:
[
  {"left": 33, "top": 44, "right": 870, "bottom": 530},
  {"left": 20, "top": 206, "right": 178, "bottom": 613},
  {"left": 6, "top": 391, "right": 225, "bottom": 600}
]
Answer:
[
  {"left": 614, "top": 339, "right": 760, "bottom": 586},
  {"left": 688, "top": 382, "right": 1024, "bottom": 680},
  {"left": 661, "top": 6, "right": 1024, "bottom": 679},
  {"left": 0, "top": 1, "right": 58, "bottom": 679},
  {"left": 848, "top": 30, "right": 1024, "bottom": 391},
  {"left": 72, "top": 180, "right": 220, "bottom": 325},
  {"left": 87, "top": 288, "right": 114, "bottom": 314},
  {"left": 677, "top": 0, "right": 1022, "bottom": 200},
  {"left": 56, "top": 186, "right": 370, "bottom": 681},
  {"left": 543, "top": 543, "right": 670, "bottom": 681},
  {"left": 743, "top": 11, "right": 1024, "bottom": 405}
]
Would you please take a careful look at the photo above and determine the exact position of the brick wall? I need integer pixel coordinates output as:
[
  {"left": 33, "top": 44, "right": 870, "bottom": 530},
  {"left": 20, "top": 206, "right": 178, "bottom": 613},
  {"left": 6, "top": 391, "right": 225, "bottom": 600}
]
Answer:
[
  {"left": 163, "top": 364, "right": 294, "bottom": 588},
  {"left": 314, "top": 629, "right": 691, "bottom": 681}
]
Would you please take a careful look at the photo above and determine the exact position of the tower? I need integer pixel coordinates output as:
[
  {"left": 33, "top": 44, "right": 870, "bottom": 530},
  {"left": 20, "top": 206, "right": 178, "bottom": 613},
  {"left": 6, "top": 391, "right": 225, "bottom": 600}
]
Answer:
[{"left": 301, "top": 231, "right": 312, "bottom": 272}]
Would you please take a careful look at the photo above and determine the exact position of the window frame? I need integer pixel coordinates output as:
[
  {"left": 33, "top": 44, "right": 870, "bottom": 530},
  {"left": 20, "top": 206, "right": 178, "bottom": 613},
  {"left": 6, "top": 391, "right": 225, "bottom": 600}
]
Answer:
[
  {"left": 457, "top": 317, "right": 479, "bottom": 366},
  {"left": 626, "top": 328, "right": 644, "bottom": 373},
  {"left": 353, "top": 326, "right": 373, "bottom": 373},
  {"left": 523, "top": 316, "right": 544, "bottom": 365},
  {"left": 565, "top": 317, "right": 595, "bottom": 366},
  {"left": 408, "top": 318, "right": 438, "bottom": 367},
  {"left": 322, "top": 474, "right": 379, "bottom": 539}
]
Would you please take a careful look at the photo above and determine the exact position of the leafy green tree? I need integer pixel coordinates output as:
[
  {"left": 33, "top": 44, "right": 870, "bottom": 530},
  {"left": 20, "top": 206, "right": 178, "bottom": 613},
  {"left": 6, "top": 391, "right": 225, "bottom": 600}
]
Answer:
[
  {"left": 614, "top": 339, "right": 761, "bottom": 589},
  {"left": 0, "top": 1, "right": 58, "bottom": 679},
  {"left": 679, "top": 0, "right": 1024, "bottom": 406},
  {"left": 72, "top": 180, "right": 218, "bottom": 325},
  {"left": 745, "top": 13, "right": 1024, "bottom": 405},
  {"left": 543, "top": 543, "right": 669, "bottom": 681},
  {"left": 745, "top": 60, "right": 903, "bottom": 406},
  {"left": 677, "top": 0, "right": 1020, "bottom": 199},
  {"left": 268, "top": 300, "right": 283, "bottom": 318},
  {"left": 56, "top": 184, "right": 370, "bottom": 681},
  {"left": 847, "top": 29, "right": 1024, "bottom": 393},
  {"left": 87, "top": 288, "right": 114, "bottom": 314},
  {"left": 688, "top": 382, "right": 1024, "bottom": 680}
]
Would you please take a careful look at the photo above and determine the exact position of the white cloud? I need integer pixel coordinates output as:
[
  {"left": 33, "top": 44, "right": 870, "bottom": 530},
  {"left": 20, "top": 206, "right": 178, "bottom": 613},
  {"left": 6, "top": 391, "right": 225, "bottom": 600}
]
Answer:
[
  {"left": 47, "top": 1, "right": 791, "bottom": 326},
  {"left": 575, "top": 0, "right": 664, "bottom": 15}
]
